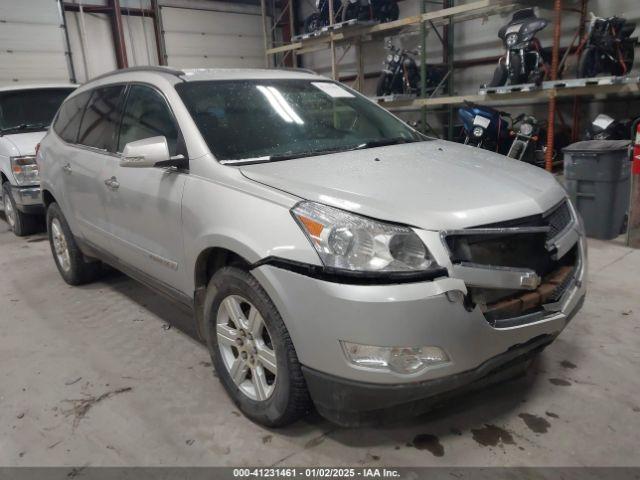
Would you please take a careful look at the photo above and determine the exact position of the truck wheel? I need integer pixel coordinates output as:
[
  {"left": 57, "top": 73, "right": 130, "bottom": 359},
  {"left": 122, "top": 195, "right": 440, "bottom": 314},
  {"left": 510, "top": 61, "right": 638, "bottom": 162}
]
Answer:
[
  {"left": 204, "top": 267, "right": 311, "bottom": 427},
  {"left": 46, "top": 202, "right": 101, "bottom": 285},
  {"left": 2, "top": 182, "right": 40, "bottom": 237}
]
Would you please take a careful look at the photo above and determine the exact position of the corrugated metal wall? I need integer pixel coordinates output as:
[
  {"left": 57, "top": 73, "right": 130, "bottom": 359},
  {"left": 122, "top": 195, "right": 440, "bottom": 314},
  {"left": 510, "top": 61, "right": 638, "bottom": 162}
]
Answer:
[{"left": 0, "top": 0, "right": 72, "bottom": 85}]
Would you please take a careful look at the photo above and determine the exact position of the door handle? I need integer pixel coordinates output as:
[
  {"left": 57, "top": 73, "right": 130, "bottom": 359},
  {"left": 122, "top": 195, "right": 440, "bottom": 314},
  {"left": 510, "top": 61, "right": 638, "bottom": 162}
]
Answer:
[
  {"left": 62, "top": 163, "right": 72, "bottom": 174},
  {"left": 104, "top": 176, "right": 120, "bottom": 190}
]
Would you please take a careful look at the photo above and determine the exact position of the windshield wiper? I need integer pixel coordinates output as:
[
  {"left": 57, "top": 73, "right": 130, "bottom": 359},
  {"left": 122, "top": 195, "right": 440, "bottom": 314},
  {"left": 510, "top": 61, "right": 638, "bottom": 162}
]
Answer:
[
  {"left": 222, "top": 147, "right": 357, "bottom": 165},
  {"left": 0, "top": 123, "right": 49, "bottom": 134},
  {"left": 352, "top": 137, "right": 414, "bottom": 150}
]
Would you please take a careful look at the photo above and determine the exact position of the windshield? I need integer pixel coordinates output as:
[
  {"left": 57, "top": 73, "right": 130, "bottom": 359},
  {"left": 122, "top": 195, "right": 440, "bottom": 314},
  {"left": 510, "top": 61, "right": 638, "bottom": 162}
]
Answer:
[
  {"left": 0, "top": 88, "right": 75, "bottom": 134},
  {"left": 175, "top": 79, "right": 426, "bottom": 163}
]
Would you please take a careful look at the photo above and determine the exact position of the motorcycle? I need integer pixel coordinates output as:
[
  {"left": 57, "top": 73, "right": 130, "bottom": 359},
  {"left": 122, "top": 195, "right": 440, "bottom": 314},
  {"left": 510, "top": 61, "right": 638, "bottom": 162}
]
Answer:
[
  {"left": 577, "top": 13, "right": 637, "bottom": 78},
  {"left": 376, "top": 42, "right": 447, "bottom": 96},
  {"left": 507, "top": 114, "right": 541, "bottom": 163},
  {"left": 341, "top": 0, "right": 399, "bottom": 24},
  {"left": 584, "top": 113, "right": 633, "bottom": 140},
  {"left": 303, "top": 0, "right": 342, "bottom": 33},
  {"left": 488, "top": 8, "right": 550, "bottom": 87},
  {"left": 458, "top": 101, "right": 513, "bottom": 154}
]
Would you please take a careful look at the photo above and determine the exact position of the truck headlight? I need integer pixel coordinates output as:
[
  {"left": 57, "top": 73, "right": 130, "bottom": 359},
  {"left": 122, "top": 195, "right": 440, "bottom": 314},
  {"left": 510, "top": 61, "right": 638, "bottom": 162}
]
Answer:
[
  {"left": 291, "top": 201, "right": 438, "bottom": 273},
  {"left": 10, "top": 156, "right": 39, "bottom": 186},
  {"left": 341, "top": 341, "right": 449, "bottom": 374}
]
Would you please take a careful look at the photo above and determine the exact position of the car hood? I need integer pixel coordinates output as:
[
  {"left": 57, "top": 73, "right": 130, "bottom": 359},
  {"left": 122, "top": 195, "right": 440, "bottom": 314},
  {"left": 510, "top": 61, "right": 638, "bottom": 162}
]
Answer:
[
  {"left": 239, "top": 140, "right": 567, "bottom": 231},
  {"left": 2, "top": 131, "right": 47, "bottom": 156}
]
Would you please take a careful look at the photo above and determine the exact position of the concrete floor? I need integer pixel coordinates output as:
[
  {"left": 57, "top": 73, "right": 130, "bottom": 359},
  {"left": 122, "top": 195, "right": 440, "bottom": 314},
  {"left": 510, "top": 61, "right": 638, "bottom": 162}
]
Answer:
[{"left": 1, "top": 216, "right": 639, "bottom": 467}]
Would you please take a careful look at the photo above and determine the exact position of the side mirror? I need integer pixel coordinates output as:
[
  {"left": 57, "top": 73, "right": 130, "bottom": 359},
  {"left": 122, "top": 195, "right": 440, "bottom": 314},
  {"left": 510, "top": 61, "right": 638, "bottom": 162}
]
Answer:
[
  {"left": 121, "top": 136, "right": 171, "bottom": 168},
  {"left": 120, "top": 136, "right": 188, "bottom": 170}
]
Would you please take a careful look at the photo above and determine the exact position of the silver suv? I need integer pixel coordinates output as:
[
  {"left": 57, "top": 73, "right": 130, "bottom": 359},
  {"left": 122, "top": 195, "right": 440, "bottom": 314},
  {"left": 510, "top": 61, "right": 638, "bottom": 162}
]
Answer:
[{"left": 38, "top": 67, "right": 586, "bottom": 427}]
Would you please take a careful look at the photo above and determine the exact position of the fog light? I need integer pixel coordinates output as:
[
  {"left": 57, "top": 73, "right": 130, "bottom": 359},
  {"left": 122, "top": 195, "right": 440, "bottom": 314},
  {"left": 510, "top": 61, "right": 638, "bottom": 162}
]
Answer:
[{"left": 340, "top": 341, "right": 449, "bottom": 374}]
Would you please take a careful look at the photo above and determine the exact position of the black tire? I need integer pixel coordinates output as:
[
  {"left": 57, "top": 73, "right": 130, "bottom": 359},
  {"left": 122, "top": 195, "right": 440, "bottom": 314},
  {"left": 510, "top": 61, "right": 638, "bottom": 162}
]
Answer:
[
  {"left": 489, "top": 62, "right": 508, "bottom": 87},
  {"left": 2, "top": 182, "right": 40, "bottom": 237},
  {"left": 303, "top": 13, "right": 321, "bottom": 33},
  {"left": 46, "top": 202, "right": 101, "bottom": 286},
  {"left": 341, "top": 2, "right": 360, "bottom": 22},
  {"left": 204, "top": 267, "right": 312, "bottom": 427},
  {"left": 376, "top": 73, "right": 392, "bottom": 96},
  {"left": 379, "top": 1, "right": 399, "bottom": 22},
  {"left": 508, "top": 140, "right": 525, "bottom": 160},
  {"left": 508, "top": 53, "right": 525, "bottom": 85},
  {"left": 577, "top": 46, "right": 599, "bottom": 78}
]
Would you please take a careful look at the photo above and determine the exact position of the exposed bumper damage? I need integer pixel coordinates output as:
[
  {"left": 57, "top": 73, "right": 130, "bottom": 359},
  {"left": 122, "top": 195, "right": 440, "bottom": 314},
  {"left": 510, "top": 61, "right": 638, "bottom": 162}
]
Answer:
[{"left": 252, "top": 198, "right": 585, "bottom": 425}]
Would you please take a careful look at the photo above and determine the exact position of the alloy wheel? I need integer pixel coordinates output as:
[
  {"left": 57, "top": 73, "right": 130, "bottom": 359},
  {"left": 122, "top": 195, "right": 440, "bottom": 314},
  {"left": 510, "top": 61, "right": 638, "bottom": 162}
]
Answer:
[
  {"left": 216, "top": 295, "right": 277, "bottom": 401},
  {"left": 3, "top": 193, "right": 16, "bottom": 230},
  {"left": 51, "top": 218, "right": 71, "bottom": 272}
]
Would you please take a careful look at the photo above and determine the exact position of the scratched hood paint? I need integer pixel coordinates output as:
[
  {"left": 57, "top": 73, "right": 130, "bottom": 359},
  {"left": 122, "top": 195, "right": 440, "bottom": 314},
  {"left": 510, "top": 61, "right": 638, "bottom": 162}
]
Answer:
[{"left": 240, "top": 140, "right": 567, "bottom": 230}]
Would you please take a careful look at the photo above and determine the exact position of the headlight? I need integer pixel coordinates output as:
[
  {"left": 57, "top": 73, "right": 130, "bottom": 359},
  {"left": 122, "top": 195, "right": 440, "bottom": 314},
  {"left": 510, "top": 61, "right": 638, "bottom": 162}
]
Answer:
[
  {"left": 10, "top": 156, "right": 39, "bottom": 186},
  {"left": 472, "top": 126, "right": 484, "bottom": 137},
  {"left": 393, "top": 54, "right": 401, "bottom": 63},
  {"left": 520, "top": 123, "right": 534, "bottom": 136},
  {"left": 291, "top": 201, "right": 438, "bottom": 273},
  {"left": 386, "top": 54, "right": 394, "bottom": 62},
  {"left": 506, "top": 33, "right": 518, "bottom": 47},
  {"left": 341, "top": 341, "right": 450, "bottom": 374}
]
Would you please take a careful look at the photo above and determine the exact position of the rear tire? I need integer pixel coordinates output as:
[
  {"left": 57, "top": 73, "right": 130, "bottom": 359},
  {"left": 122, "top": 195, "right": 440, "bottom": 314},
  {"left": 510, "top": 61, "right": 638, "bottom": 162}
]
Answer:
[
  {"left": 204, "top": 267, "right": 312, "bottom": 427},
  {"left": 2, "top": 182, "right": 40, "bottom": 237},
  {"left": 46, "top": 202, "right": 101, "bottom": 286}
]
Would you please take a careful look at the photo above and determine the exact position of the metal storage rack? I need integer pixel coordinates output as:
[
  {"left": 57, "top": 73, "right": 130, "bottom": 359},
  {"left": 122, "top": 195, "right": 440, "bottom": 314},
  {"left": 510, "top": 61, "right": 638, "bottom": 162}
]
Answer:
[{"left": 261, "top": 0, "right": 640, "bottom": 172}]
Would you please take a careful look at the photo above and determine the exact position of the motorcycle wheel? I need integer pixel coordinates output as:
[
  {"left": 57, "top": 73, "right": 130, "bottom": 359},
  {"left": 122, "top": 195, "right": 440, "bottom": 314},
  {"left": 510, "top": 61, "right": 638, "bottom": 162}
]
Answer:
[
  {"left": 376, "top": 73, "right": 392, "bottom": 96},
  {"left": 488, "top": 62, "right": 508, "bottom": 87},
  {"left": 304, "top": 13, "right": 322, "bottom": 33},
  {"left": 381, "top": 2, "right": 400, "bottom": 22},
  {"left": 341, "top": 2, "right": 361, "bottom": 22},
  {"left": 577, "top": 46, "right": 599, "bottom": 78},
  {"left": 508, "top": 140, "right": 525, "bottom": 160},
  {"left": 508, "top": 54, "right": 527, "bottom": 85}
]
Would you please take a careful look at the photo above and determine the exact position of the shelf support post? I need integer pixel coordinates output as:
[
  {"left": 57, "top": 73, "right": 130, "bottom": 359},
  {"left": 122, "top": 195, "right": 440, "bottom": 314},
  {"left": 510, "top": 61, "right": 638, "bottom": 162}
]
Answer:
[{"left": 545, "top": 0, "right": 562, "bottom": 172}]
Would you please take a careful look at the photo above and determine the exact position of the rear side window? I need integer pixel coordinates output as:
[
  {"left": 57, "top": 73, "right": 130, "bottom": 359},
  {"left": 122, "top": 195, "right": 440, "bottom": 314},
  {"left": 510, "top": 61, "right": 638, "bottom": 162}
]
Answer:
[
  {"left": 118, "top": 85, "right": 179, "bottom": 155},
  {"left": 53, "top": 91, "right": 92, "bottom": 143},
  {"left": 77, "top": 85, "right": 126, "bottom": 152}
]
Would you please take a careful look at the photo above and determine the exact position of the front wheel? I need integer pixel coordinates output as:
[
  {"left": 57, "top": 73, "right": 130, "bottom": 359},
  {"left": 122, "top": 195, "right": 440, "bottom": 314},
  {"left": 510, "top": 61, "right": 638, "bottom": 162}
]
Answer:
[
  {"left": 488, "top": 62, "right": 508, "bottom": 87},
  {"left": 46, "top": 202, "right": 101, "bottom": 285},
  {"left": 303, "top": 13, "right": 322, "bottom": 33},
  {"left": 376, "top": 73, "right": 392, "bottom": 96},
  {"left": 577, "top": 46, "right": 599, "bottom": 78},
  {"left": 204, "top": 267, "right": 311, "bottom": 427},
  {"left": 2, "top": 182, "right": 40, "bottom": 237},
  {"left": 508, "top": 140, "right": 525, "bottom": 160}
]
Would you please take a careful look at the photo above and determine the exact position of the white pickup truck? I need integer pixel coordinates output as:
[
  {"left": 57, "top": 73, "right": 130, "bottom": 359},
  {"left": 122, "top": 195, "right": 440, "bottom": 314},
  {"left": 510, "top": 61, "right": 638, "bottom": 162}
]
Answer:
[{"left": 1, "top": 84, "right": 76, "bottom": 236}]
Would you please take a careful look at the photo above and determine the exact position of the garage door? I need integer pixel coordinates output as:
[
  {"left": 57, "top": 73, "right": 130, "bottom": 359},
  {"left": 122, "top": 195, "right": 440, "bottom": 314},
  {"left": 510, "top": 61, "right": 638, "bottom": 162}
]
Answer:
[
  {"left": 0, "top": 0, "right": 73, "bottom": 85},
  {"left": 160, "top": 6, "right": 265, "bottom": 69}
]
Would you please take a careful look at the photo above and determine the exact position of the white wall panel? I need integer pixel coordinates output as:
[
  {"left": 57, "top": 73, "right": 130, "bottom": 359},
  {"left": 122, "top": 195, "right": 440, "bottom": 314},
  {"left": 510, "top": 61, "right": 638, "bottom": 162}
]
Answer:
[
  {"left": 0, "top": 0, "right": 71, "bottom": 85},
  {"left": 161, "top": 6, "right": 265, "bottom": 69}
]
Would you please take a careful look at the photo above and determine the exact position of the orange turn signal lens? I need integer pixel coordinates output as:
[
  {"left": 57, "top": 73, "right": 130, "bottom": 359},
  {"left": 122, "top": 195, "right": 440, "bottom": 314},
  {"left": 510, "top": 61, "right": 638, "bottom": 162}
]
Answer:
[{"left": 297, "top": 215, "right": 324, "bottom": 241}]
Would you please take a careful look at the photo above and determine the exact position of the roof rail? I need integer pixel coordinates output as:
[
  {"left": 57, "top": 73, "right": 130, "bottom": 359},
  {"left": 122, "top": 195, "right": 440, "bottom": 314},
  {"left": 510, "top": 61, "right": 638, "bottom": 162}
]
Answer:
[
  {"left": 274, "top": 67, "right": 319, "bottom": 75},
  {"left": 85, "top": 66, "right": 186, "bottom": 84}
]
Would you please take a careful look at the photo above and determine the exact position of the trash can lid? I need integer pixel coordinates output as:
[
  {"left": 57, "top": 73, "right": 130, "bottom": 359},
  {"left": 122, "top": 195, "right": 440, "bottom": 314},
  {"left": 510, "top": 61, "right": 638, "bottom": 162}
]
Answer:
[{"left": 563, "top": 140, "right": 631, "bottom": 153}]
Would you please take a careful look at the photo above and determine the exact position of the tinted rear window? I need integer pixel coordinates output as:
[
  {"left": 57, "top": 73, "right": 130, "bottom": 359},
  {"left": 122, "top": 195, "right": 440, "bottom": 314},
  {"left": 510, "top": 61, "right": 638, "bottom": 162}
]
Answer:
[{"left": 77, "top": 85, "right": 126, "bottom": 152}]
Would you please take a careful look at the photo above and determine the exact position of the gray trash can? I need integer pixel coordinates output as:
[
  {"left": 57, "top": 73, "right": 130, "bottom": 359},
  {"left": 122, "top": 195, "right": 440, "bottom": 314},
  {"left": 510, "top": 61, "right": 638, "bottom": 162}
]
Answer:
[{"left": 563, "top": 140, "right": 631, "bottom": 240}]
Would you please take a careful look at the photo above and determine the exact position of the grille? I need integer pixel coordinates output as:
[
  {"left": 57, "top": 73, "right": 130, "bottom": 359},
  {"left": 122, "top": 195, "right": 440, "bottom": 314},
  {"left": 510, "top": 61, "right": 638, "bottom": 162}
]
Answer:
[
  {"left": 545, "top": 201, "right": 572, "bottom": 240},
  {"left": 473, "top": 199, "right": 573, "bottom": 242}
]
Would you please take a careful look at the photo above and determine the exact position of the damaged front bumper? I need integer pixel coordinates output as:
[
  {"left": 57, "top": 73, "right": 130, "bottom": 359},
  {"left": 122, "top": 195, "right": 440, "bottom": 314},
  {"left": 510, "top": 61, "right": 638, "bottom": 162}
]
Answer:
[{"left": 251, "top": 198, "right": 586, "bottom": 425}]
